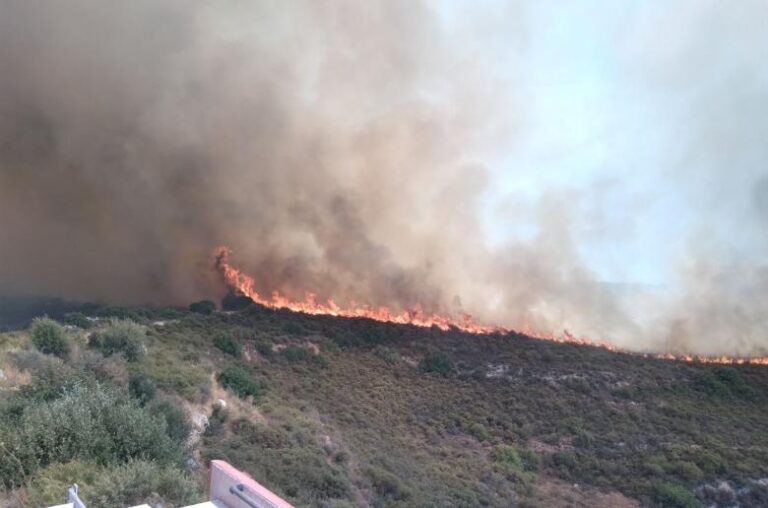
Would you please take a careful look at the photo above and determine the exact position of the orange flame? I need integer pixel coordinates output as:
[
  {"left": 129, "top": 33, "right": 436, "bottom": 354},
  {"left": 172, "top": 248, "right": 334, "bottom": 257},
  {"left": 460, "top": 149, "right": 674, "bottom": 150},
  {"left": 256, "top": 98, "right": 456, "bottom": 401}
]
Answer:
[{"left": 214, "top": 247, "right": 768, "bottom": 366}]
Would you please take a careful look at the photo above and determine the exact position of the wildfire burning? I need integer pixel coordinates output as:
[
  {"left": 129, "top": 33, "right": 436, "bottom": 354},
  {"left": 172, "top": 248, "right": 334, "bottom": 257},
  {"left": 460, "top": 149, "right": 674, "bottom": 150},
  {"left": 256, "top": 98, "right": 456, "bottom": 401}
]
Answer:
[{"left": 214, "top": 247, "right": 768, "bottom": 366}]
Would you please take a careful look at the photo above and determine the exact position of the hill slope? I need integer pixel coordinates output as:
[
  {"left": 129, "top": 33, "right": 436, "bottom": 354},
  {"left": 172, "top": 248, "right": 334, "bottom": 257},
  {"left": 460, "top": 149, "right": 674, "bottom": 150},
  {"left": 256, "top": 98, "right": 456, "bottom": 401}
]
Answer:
[{"left": 1, "top": 298, "right": 767, "bottom": 507}]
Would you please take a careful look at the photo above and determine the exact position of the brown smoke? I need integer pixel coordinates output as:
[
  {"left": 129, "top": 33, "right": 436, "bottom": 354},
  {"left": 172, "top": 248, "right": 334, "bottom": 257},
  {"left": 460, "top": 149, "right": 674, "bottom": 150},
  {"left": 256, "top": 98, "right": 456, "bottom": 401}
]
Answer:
[{"left": 0, "top": 1, "right": 766, "bottom": 356}]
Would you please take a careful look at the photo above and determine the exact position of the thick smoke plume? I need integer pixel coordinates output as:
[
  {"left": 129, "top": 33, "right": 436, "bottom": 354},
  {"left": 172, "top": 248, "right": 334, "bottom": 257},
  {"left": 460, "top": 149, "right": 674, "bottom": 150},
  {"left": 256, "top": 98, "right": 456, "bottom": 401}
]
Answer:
[{"left": 0, "top": 1, "right": 766, "bottom": 356}]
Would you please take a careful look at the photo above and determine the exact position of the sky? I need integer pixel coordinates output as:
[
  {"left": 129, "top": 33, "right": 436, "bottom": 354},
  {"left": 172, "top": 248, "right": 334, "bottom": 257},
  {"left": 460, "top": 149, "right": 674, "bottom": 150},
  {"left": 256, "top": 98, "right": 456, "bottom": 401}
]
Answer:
[{"left": 440, "top": 0, "right": 767, "bottom": 287}]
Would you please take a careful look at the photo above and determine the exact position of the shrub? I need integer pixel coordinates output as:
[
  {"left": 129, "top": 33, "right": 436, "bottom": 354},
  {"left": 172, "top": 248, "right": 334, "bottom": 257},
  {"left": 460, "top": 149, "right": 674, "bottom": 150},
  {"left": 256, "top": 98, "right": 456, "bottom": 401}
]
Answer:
[
  {"left": 204, "top": 403, "right": 229, "bottom": 437},
  {"left": 63, "top": 312, "right": 93, "bottom": 329},
  {"left": 26, "top": 460, "right": 103, "bottom": 507},
  {"left": 374, "top": 346, "right": 399, "bottom": 364},
  {"left": 492, "top": 445, "right": 524, "bottom": 474},
  {"left": 149, "top": 399, "right": 192, "bottom": 446},
  {"left": 282, "top": 346, "right": 312, "bottom": 362},
  {"left": 94, "top": 305, "right": 140, "bottom": 321},
  {"left": 255, "top": 339, "right": 274, "bottom": 356},
  {"left": 217, "top": 366, "right": 265, "bottom": 399},
  {"left": 0, "top": 384, "right": 182, "bottom": 488},
  {"left": 28, "top": 459, "right": 201, "bottom": 508},
  {"left": 89, "top": 460, "right": 200, "bottom": 508},
  {"left": 519, "top": 448, "right": 542, "bottom": 472},
  {"left": 128, "top": 373, "right": 156, "bottom": 406},
  {"left": 203, "top": 419, "right": 350, "bottom": 503},
  {"left": 91, "top": 319, "right": 146, "bottom": 361},
  {"left": 419, "top": 351, "right": 454, "bottom": 376},
  {"left": 221, "top": 293, "right": 253, "bottom": 311},
  {"left": 468, "top": 422, "right": 491, "bottom": 442},
  {"left": 30, "top": 317, "right": 70, "bottom": 358},
  {"left": 213, "top": 334, "right": 241, "bottom": 357},
  {"left": 189, "top": 300, "right": 216, "bottom": 315},
  {"left": 366, "top": 466, "right": 411, "bottom": 501},
  {"left": 652, "top": 482, "right": 700, "bottom": 508},
  {"left": 282, "top": 322, "right": 306, "bottom": 336}
]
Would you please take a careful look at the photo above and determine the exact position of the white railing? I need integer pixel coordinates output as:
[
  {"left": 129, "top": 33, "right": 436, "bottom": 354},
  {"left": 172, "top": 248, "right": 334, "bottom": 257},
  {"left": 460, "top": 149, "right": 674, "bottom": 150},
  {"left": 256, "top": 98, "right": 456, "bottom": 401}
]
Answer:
[{"left": 66, "top": 484, "right": 87, "bottom": 508}]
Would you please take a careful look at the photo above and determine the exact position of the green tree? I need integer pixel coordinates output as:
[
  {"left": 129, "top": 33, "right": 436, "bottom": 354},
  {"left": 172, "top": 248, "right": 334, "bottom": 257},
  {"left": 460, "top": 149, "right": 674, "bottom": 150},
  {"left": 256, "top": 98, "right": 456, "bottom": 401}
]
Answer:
[{"left": 30, "top": 317, "right": 70, "bottom": 358}]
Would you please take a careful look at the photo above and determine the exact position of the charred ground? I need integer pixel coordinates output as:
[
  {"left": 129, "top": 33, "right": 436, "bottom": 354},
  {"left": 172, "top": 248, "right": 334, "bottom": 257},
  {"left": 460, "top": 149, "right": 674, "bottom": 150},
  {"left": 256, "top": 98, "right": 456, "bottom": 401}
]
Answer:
[{"left": 1, "top": 296, "right": 767, "bottom": 507}]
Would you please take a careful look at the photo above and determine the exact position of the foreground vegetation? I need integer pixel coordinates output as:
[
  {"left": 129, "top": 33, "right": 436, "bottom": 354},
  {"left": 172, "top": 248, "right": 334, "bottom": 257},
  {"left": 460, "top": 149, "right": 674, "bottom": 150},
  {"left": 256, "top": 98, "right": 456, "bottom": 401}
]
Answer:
[{"left": 1, "top": 297, "right": 767, "bottom": 507}]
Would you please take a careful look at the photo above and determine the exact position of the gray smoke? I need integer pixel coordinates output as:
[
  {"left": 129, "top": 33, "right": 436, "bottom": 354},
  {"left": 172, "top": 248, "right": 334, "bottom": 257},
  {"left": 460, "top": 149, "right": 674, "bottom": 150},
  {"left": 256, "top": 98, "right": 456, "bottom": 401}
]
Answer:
[{"left": 0, "top": 1, "right": 766, "bottom": 356}]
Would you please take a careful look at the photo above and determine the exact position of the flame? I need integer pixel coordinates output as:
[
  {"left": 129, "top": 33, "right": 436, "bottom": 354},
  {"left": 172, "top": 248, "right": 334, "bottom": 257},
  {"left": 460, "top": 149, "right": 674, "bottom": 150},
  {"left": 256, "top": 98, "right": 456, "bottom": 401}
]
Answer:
[{"left": 214, "top": 247, "right": 768, "bottom": 366}]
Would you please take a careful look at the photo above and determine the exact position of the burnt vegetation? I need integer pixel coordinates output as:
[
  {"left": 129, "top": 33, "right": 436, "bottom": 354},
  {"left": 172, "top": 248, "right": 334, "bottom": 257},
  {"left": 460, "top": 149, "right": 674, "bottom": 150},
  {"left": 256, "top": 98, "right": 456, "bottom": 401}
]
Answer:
[{"left": 1, "top": 296, "right": 767, "bottom": 507}]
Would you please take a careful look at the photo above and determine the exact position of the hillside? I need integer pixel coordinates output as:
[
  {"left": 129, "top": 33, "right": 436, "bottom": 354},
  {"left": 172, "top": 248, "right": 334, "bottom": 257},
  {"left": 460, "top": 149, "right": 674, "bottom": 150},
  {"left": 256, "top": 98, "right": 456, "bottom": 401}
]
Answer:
[{"left": 1, "top": 297, "right": 767, "bottom": 507}]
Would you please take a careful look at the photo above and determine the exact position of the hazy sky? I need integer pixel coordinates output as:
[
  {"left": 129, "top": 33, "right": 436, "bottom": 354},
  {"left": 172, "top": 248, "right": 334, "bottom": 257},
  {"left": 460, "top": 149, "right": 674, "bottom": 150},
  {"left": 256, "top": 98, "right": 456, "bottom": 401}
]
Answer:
[{"left": 440, "top": 0, "right": 768, "bottom": 287}]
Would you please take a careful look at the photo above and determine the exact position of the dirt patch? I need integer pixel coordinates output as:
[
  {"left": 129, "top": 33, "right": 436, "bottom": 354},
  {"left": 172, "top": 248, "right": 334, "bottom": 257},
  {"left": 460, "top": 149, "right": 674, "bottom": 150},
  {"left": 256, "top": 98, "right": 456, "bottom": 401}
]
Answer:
[{"left": 535, "top": 476, "right": 640, "bottom": 508}]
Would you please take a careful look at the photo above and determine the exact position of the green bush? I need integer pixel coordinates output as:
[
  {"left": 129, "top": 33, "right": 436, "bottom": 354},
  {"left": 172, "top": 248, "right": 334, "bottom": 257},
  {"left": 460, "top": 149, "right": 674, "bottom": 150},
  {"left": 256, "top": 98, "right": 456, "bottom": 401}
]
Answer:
[
  {"left": 128, "top": 373, "right": 156, "bottom": 406},
  {"left": 189, "top": 300, "right": 216, "bottom": 315},
  {"left": 492, "top": 445, "right": 524, "bottom": 474},
  {"left": 63, "top": 312, "right": 93, "bottom": 329},
  {"left": 149, "top": 399, "right": 192, "bottom": 446},
  {"left": 203, "top": 419, "right": 350, "bottom": 503},
  {"left": 651, "top": 482, "right": 700, "bottom": 508},
  {"left": 468, "top": 422, "right": 491, "bottom": 442},
  {"left": 419, "top": 351, "right": 454, "bottom": 376},
  {"left": 374, "top": 346, "right": 399, "bottom": 364},
  {"left": 90, "top": 319, "right": 146, "bottom": 361},
  {"left": 282, "top": 346, "right": 312, "bottom": 362},
  {"left": 366, "top": 466, "right": 411, "bottom": 502},
  {"left": 255, "top": 339, "right": 274, "bottom": 356},
  {"left": 217, "top": 366, "right": 265, "bottom": 399},
  {"left": 0, "top": 384, "right": 182, "bottom": 488},
  {"left": 520, "top": 448, "right": 542, "bottom": 472},
  {"left": 30, "top": 317, "right": 70, "bottom": 358},
  {"left": 26, "top": 460, "right": 103, "bottom": 507},
  {"left": 27, "top": 459, "right": 201, "bottom": 508},
  {"left": 213, "top": 334, "right": 241, "bottom": 357},
  {"left": 94, "top": 305, "right": 140, "bottom": 321}
]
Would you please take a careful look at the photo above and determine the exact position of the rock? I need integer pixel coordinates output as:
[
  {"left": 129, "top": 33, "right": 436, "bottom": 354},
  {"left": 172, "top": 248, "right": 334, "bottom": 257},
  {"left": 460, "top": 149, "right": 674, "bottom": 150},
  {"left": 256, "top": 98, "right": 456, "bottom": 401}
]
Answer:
[
  {"left": 214, "top": 398, "right": 227, "bottom": 410},
  {"left": 191, "top": 411, "right": 209, "bottom": 431}
]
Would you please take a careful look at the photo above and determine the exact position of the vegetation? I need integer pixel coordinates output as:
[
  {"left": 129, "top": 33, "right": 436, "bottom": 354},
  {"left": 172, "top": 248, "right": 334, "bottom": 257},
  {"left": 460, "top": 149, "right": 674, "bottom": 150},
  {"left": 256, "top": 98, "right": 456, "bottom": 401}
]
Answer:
[
  {"left": 2, "top": 299, "right": 768, "bottom": 507},
  {"left": 89, "top": 318, "right": 146, "bottom": 361},
  {"left": 128, "top": 372, "right": 156, "bottom": 406},
  {"left": 30, "top": 317, "right": 70, "bottom": 358},
  {"left": 189, "top": 300, "right": 216, "bottom": 315},
  {"left": 27, "top": 460, "right": 200, "bottom": 508},
  {"left": 217, "top": 365, "right": 265, "bottom": 400},
  {"left": 213, "top": 333, "right": 241, "bottom": 357},
  {"left": 418, "top": 350, "right": 454, "bottom": 376}
]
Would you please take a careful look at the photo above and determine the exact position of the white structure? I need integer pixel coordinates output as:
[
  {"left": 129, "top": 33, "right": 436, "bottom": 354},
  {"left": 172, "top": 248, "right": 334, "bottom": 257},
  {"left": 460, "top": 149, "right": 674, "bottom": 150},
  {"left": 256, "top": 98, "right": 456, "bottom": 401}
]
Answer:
[{"left": 48, "top": 460, "right": 294, "bottom": 508}]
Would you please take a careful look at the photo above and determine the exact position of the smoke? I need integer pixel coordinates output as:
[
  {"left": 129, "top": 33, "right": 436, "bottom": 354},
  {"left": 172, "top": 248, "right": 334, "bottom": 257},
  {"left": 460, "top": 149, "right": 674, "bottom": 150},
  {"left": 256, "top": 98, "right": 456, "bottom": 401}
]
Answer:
[{"left": 0, "top": 1, "right": 766, "bottom": 356}]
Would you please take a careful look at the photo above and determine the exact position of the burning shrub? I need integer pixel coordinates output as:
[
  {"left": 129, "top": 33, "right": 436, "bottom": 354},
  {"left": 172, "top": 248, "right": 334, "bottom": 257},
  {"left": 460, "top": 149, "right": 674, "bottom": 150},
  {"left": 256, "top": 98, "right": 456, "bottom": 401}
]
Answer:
[
  {"left": 213, "top": 333, "right": 241, "bottom": 357},
  {"left": 90, "top": 318, "right": 146, "bottom": 361},
  {"left": 30, "top": 316, "right": 70, "bottom": 358},
  {"left": 217, "top": 365, "right": 265, "bottom": 399}
]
